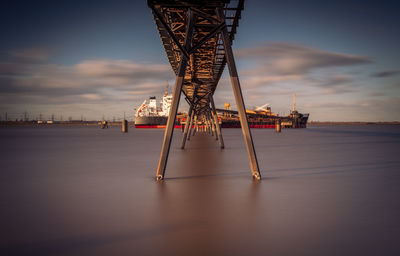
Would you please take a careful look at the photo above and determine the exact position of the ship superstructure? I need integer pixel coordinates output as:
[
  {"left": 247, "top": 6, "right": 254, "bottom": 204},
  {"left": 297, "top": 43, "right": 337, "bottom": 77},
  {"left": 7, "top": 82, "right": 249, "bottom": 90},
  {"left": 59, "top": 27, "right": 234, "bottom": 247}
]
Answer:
[{"left": 135, "top": 82, "right": 173, "bottom": 128}]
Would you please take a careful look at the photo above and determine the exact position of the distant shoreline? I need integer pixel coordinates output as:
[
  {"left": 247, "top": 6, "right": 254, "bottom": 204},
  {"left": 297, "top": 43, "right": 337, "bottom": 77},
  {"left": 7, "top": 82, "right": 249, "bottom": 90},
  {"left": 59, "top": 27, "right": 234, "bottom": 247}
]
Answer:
[
  {"left": 308, "top": 121, "right": 400, "bottom": 126},
  {"left": 0, "top": 121, "right": 399, "bottom": 127},
  {"left": 0, "top": 121, "right": 132, "bottom": 127}
]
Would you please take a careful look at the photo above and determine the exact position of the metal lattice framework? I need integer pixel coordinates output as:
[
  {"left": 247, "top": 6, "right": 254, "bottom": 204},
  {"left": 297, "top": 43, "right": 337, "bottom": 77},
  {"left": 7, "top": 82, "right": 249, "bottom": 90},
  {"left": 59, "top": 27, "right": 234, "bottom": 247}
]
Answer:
[{"left": 148, "top": 0, "right": 261, "bottom": 180}]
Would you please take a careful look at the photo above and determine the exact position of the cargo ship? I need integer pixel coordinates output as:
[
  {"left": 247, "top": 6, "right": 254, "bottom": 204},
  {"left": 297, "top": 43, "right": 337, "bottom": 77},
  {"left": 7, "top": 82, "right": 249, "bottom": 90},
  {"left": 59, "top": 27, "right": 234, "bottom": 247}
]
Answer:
[
  {"left": 134, "top": 82, "right": 172, "bottom": 128},
  {"left": 135, "top": 90, "right": 308, "bottom": 128},
  {"left": 216, "top": 107, "right": 309, "bottom": 128},
  {"left": 216, "top": 95, "right": 309, "bottom": 128}
]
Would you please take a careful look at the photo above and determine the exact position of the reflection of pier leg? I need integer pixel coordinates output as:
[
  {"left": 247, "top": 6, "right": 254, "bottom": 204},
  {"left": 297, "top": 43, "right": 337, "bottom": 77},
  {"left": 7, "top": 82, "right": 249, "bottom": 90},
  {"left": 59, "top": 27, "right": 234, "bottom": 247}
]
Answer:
[
  {"left": 156, "top": 10, "right": 195, "bottom": 180},
  {"left": 210, "top": 96, "right": 224, "bottom": 148},
  {"left": 219, "top": 9, "right": 261, "bottom": 180},
  {"left": 187, "top": 110, "right": 195, "bottom": 141},
  {"left": 180, "top": 106, "right": 193, "bottom": 149}
]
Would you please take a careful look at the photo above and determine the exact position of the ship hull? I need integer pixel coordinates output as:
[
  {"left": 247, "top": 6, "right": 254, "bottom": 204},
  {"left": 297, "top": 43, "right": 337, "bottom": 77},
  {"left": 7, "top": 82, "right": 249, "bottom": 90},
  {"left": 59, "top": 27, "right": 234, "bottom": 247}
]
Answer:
[
  {"left": 135, "top": 114, "right": 308, "bottom": 129},
  {"left": 221, "top": 114, "right": 309, "bottom": 128},
  {"left": 135, "top": 116, "right": 182, "bottom": 128},
  {"left": 135, "top": 116, "right": 167, "bottom": 127}
]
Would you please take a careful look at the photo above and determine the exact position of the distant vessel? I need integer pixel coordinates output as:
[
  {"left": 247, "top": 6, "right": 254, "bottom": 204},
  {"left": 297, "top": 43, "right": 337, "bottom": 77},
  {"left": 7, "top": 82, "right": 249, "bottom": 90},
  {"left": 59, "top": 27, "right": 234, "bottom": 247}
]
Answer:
[
  {"left": 135, "top": 81, "right": 173, "bottom": 128},
  {"left": 135, "top": 90, "right": 308, "bottom": 128},
  {"left": 217, "top": 94, "right": 309, "bottom": 128}
]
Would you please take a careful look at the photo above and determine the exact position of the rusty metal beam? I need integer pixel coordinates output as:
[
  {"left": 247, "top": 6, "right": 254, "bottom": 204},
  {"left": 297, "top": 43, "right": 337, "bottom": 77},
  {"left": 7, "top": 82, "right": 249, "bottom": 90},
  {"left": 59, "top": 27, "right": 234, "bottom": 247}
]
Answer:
[
  {"left": 156, "top": 9, "right": 195, "bottom": 180},
  {"left": 218, "top": 8, "right": 261, "bottom": 180},
  {"left": 150, "top": 5, "right": 190, "bottom": 60},
  {"left": 189, "top": 22, "right": 226, "bottom": 54}
]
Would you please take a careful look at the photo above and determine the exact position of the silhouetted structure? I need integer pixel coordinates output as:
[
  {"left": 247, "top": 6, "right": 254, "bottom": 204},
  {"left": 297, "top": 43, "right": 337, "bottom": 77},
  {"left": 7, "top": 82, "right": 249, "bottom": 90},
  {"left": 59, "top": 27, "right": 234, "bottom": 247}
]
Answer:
[{"left": 148, "top": 0, "right": 260, "bottom": 180}]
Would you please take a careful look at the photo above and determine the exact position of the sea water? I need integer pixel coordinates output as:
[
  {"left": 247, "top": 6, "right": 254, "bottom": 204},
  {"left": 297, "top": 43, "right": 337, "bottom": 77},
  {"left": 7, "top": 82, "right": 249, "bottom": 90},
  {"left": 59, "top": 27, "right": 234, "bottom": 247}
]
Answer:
[{"left": 1, "top": 125, "right": 399, "bottom": 255}]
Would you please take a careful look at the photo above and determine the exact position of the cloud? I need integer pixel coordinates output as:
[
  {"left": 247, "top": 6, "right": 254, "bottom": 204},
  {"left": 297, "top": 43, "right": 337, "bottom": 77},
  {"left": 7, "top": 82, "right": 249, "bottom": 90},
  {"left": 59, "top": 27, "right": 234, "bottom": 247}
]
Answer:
[
  {"left": 305, "top": 74, "right": 356, "bottom": 94},
  {"left": 308, "top": 97, "right": 400, "bottom": 110},
  {"left": 303, "top": 97, "right": 400, "bottom": 121},
  {"left": 76, "top": 59, "right": 171, "bottom": 82},
  {"left": 371, "top": 70, "right": 400, "bottom": 78},
  {"left": 236, "top": 42, "right": 371, "bottom": 75},
  {"left": 7, "top": 48, "right": 50, "bottom": 61},
  {"left": 317, "top": 74, "right": 353, "bottom": 87},
  {"left": 0, "top": 58, "right": 174, "bottom": 108},
  {"left": 1, "top": 43, "right": 389, "bottom": 121},
  {"left": 80, "top": 93, "right": 103, "bottom": 100},
  {"left": 240, "top": 74, "right": 302, "bottom": 88},
  {"left": 368, "top": 92, "right": 386, "bottom": 97},
  {"left": 303, "top": 102, "right": 368, "bottom": 109},
  {"left": 0, "top": 62, "right": 26, "bottom": 76},
  {"left": 232, "top": 42, "right": 372, "bottom": 97}
]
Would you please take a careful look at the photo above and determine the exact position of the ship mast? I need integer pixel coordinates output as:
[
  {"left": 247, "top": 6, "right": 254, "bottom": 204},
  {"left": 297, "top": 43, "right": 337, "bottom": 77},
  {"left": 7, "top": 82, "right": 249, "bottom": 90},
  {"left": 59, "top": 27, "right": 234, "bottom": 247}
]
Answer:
[
  {"left": 164, "top": 80, "right": 169, "bottom": 97},
  {"left": 293, "top": 93, "right": 296, "bottom": 112}
]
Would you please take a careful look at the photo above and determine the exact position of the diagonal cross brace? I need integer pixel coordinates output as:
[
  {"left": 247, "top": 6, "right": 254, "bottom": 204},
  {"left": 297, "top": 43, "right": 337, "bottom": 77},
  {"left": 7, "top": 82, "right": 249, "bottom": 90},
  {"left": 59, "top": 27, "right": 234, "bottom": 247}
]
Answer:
[
  {"left": 150, "top": 5, "right": 190, "bottom": 60},
  {"left": 150, "top": 4, "right": 225, "bottom": 59}
]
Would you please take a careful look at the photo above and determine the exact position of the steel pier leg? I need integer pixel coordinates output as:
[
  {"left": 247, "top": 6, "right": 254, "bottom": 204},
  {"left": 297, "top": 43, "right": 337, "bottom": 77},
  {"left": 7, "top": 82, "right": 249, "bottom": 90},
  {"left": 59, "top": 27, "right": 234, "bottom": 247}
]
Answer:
[
  {"left": 210, "top": 96, "right": 224, "bottom": 148},
  {"left": 207, "top": 116, "right": 212, "bottom": 134},
  {"left": 211, "top": 112, "right": 219, "bottom": 140},
  {"left": 211, "top": 113, "right": 216, "bottom": 136},
  {"left": 180, "top": 106, "right": 193, "bottom": 149},
  {"left": 212, "top": 112, "right": 218, "bottom": 141},
  {"left": 208, "top": 114, "right": 214, "bottom": 136},
  {"left": 219, "top": 10, "right": 261, "bottom": 180},
  {"left": 208, "top": 114, "right": 212, "bottom": 135},
  {"left": 156, "top": 62, "right": 187, "bottom": 180},
  {"left": 156, "top": 10, "right": 195, "bottom": 180},
  {"left": 187, "top": 110, "right": 195, "bottom": 141},
  {"left": 192, "top": 114, "right": 198, "bottom": 136}
]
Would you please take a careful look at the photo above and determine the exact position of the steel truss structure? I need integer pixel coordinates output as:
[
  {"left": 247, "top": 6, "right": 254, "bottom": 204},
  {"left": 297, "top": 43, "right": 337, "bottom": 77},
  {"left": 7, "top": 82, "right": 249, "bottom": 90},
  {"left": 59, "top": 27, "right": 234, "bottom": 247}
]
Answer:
[{"left": 148, "top": 0, "right": 261, "bottom": 180}]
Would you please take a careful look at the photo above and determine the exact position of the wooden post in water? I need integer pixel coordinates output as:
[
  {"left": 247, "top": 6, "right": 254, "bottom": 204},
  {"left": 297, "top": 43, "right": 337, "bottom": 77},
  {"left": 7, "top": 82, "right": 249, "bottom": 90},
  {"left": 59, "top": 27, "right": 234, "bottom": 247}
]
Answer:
[
  {"left": 122, "top": 120, "right": 128, "bottom": 133},
  {"left": 275, "top": 119, "right": 281, "bottom": 133}
]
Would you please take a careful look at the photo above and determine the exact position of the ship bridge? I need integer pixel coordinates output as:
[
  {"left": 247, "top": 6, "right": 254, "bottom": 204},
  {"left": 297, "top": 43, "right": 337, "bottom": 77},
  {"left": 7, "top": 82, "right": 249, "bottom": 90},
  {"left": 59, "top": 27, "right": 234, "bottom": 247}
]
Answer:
[{"left": 148, "top": 0, "right": 261, "bottom": 180}]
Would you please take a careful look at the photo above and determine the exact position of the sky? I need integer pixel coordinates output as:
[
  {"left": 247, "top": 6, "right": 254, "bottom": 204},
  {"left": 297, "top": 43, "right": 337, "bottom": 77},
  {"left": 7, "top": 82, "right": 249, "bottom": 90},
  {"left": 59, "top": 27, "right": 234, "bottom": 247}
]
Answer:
[{"left": 1, "top": 0, "right": 399, "bottom": 121}]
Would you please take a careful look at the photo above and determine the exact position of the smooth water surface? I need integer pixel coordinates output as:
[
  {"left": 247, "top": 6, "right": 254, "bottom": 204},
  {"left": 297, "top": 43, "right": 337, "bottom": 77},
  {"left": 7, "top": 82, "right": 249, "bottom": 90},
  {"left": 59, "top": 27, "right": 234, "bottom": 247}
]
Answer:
[{"left": 1, "top": 125, "right": 399, "bottom": 255}]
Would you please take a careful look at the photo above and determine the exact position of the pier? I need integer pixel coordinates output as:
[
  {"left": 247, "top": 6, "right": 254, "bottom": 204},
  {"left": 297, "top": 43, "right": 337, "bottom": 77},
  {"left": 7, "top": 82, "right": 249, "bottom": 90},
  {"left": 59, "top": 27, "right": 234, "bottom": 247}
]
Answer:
[{"left": 148, "top": 0, "right": 261, "bottom": 180}]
